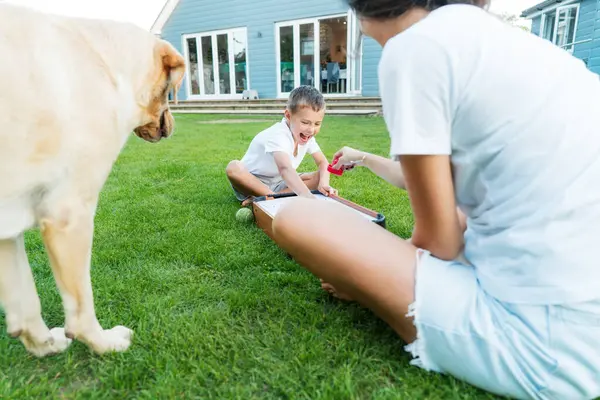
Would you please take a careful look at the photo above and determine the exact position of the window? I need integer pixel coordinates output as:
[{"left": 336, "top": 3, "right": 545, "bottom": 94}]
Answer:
[
  {"left": 183, "top": 28, "right": 248, "bottom": 98},
  {"left": 275, "top": 13, "right": 360, "bottom": 97},
  {"left": 540, "top": 3, "right": 579, "bottom": 53}
]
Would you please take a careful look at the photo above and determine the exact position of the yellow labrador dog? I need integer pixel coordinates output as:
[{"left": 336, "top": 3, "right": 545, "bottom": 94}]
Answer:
[{"left": 0, "top": 4, "right": 185, "bottom": 356}]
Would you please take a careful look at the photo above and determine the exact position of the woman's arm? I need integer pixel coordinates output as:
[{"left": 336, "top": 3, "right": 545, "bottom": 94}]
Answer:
[
  {"left": 400, "top": 154, "right": 463, "bottom": 261},
  {"left": 332, "top": 146, "right": 406, "bottom": 189}
]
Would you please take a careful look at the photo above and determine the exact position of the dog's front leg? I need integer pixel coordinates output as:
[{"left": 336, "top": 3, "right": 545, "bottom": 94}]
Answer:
[
  {"left": 40, "top": 204, "right": 133, "bottom": 354},
  {"left": 0, "top": 235, "right": 72, "bottom": 356}
]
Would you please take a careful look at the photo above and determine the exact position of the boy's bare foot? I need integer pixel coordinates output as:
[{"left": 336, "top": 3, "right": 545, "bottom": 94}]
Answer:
[
  {"left": 241, "top": 196, "right": 256, "bottom": 207},
  {"left": 320, "top": 279, "right": 354, "bottom": 301}
]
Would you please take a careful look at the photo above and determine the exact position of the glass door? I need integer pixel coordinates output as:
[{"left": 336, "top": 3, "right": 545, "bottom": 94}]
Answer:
[
  {"left": 276, "top": 13, "right": 358, "bottom": 97},
  {"left": 278, "top": 25, "right": 295, "bottom": 93},
  {"left": 318, "top": 16, "right": 348, "bottom": 95},
  {"left": 183, "top": 28, "right": 248, "bottom": 99},
  {"left": 201, "top": 35, "right": 215, "bottom": 95},
  {"left": 277, "top": 21, "right": 319, "bottom": 96},
  {"left": 300, "top": 23, "right": 316, "bottom": 87}
]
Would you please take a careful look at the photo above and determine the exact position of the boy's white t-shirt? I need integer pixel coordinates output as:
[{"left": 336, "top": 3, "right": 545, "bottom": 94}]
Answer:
[
  {"left": 381, "top": 5, "right": 600, "bottom": 304},
  {"left": 241, "top": 118, "right": 321, "bottom": 182}
]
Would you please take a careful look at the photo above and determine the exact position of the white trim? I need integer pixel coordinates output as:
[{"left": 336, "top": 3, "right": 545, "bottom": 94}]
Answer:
[
  {"left": 211, "top": 35, "right": 219, "bottom": 95},
  {"left": 346, "top": 8, "right": 363, "bottom": 95},
  {"left": 244, "top": 31, "right": 252, "bottom": 94},
  {"left": 275, "top": 25, "right": 282, "bottom": 96},
  {"left": 314, "top": 20, "right": 321, "bottom": 90},
  {"left": 151, "top": 0, "right": 180, "bottom": 35},
  {"left": 293, "top": 24, "right": 300, "bottom": 90},
  {"left": 568, "top": 3, "right": 580, "bottom": 54},
  {"left": 524, "top": 0, "right": 578, "bottom": 19},
  {"left": 228, "top": 34, "right": 236, "bottom": 95},
  {"left": 540, "top": 12, "right": 546, "bottom": 40},
  {"left": 182, "top": 27, "right": 249, "bottom": 100}
]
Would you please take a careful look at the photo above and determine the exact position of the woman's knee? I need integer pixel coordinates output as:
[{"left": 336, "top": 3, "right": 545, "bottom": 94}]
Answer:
[{"left": 272, "top": 199, "right": 316, "bottom": 242}]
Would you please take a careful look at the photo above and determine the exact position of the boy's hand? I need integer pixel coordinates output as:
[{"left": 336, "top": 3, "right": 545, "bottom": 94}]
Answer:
[{"left": 318, "top": 183, "right": 338, "bottom": 197}]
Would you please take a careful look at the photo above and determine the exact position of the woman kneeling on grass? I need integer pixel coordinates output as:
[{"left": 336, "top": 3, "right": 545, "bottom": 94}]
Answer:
[{"left": 271, "top": 0, "right": 600, "bottom": 399}]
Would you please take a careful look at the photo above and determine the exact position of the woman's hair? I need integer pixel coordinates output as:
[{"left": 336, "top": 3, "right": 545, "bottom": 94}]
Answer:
[{"left": 347, "top": 0, "right": 489, "bottom": 20}]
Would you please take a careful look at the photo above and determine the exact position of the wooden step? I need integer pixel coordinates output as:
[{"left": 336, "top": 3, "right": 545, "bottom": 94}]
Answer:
[
  {"left": 170, "top": 102, "right": 381, "bottom": 110},
  {"left": 170, "top": 97, "right": 381, "bottom": 106},
  {"left": 171, "top": 109, "right": 381, "bottom": 116}
]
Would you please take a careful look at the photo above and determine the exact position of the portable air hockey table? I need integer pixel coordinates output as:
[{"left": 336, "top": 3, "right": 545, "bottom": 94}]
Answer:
[{"left": 251, "top": 190, "right": 386, "bottom": 242}]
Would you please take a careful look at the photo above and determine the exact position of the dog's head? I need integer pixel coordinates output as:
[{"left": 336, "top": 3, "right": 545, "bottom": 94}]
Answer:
[{"left": 133, "top": 39, "right": 185, "bottom": 143}]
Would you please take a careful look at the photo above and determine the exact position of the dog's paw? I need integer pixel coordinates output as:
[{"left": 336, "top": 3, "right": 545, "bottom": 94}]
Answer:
[
  {"left": 88, "top": 326, "right": 134, "bottom": 354},
  {"left": 22, "top": 327, "right": 73, "bottom": 357}
]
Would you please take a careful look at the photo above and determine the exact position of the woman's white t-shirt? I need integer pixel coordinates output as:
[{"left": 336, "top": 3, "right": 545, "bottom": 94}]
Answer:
[{"left": 380, "top": 4, "right": 600, "bottom": 304}]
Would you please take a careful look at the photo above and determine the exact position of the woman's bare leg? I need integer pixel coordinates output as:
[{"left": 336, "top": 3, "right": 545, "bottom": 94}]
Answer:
[{"left": 272, "top": 197, "right": 419, "bottom": 343}]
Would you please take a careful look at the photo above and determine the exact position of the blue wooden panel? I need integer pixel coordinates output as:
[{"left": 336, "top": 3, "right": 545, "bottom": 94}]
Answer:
[
  {"left": 531, "top": 16, "right": 542, "bottom": 36},
  {"left": 362, "top": 37, "right": 382, "bottom": 97}
]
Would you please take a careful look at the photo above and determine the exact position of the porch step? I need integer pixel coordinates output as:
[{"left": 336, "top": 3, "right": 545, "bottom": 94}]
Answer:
[
  {"left": 170, "top": 102, "right": 380, "bottom": 111},
  {"left": 170, "top": 97, "right": 381, "bottom": 106},
  {"left": 169, "top": 97, "right": 382, "bottom": 116},
  {"left": 171, "top": 109, "right": 381, "bottom": 116}
]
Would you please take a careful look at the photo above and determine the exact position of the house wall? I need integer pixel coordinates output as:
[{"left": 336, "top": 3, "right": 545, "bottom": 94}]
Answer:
[
  {"left": 531, "top": 15, "right": 542, "bottom": 35},
  {"left": 581, "top": 0, "right": 600, "bottom": 72},
  {"left": 160, "top": 0, "right": 383, "bottom": 100},
  {"left": 529, "top": 0, "right": 600, "bottom": 73}
]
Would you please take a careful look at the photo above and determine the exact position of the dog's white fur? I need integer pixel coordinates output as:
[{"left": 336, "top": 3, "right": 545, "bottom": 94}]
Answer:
[{"left": 0, "top": 4, "right": 185, "bottom": 356}]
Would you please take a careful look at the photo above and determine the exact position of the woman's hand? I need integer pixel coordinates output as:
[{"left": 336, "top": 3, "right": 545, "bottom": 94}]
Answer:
[{"left": 332, "top": 146, "right": 366, "bottom": 170}]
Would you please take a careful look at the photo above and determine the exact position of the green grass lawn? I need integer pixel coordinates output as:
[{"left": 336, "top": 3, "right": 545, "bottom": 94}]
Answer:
[{"left": 0, "top": 114, "right": 499, "bottom": 399}]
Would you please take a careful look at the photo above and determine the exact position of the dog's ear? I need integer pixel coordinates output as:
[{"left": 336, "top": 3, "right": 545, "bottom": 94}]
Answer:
[{"left": 158, "top": 40, "right": 185, "bottom": 104}]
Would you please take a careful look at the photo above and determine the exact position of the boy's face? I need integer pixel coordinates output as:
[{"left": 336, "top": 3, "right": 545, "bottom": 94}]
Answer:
[{"left": 285, "top": 106, "right": 325, "bottom": 146}]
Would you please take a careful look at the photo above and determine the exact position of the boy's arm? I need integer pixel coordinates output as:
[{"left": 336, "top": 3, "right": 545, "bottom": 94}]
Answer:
[
  {"left": 311, "top": 151, "right": 334, "bottom": 195},
  {"left": 273, "top": 151, "right": 314, "bottom": 198}
]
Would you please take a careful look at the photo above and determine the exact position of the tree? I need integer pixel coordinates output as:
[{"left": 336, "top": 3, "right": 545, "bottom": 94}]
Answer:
[{"left": 494, "top": 12, "right": 531, "bottom": 32}]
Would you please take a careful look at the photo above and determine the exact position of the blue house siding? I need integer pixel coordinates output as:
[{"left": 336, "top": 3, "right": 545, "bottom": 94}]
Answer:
[
  {"left": 573, "top": 0, "right": 597, "bottom": 67},
  {"left": 586, "top": 0, "right": 600, "bottom": 72},
  {"left": 527, "top": 0, "right": 600, "bottom": 73},
  {"left": 160, "top": 0, "right": 381, "bottom": 100},
  {"left": 362, "top": 38, "right": 382, "bottom": 96},
  {"left": 531, "top": 15, "right": 542, "bottom": 35}
]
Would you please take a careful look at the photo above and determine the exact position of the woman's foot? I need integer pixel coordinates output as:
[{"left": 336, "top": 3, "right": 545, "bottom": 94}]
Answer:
[{"left": 320, "top": 279, "right": 354, "bottom": 301}]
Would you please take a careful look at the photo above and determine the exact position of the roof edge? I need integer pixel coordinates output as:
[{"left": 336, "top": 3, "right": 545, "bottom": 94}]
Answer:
[
  {"left": 150, "top": 0, "right": 180, "bottom": 35},
  {"left": 520, "top": 0, "right": 564, "bottom": 17}
]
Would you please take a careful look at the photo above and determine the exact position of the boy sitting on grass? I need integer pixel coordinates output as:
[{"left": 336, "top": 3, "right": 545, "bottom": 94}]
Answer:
[{"left": 226, "top": 85, "right": 336, "bottom": 206}]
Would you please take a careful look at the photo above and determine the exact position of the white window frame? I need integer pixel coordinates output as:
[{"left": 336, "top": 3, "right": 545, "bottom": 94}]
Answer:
[
  {"left": 274, "top": 10, "right": 361, "bottom": 99},
  {"left": 539, "top": 2, "right": 580, "bottom": 53},
  {"left": 182, "top": 27, "right": 250, "bottom": 100}
]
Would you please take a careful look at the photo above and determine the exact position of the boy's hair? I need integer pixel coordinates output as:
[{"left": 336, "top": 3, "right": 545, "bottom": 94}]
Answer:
[{"left": 287, "top": 85, "right": 326, "bottom": 114}]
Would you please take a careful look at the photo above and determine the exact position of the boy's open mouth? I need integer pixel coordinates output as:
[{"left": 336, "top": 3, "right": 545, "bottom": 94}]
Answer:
[{"left": 300, "top": 132, "right": 311, "bottom": 142}]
